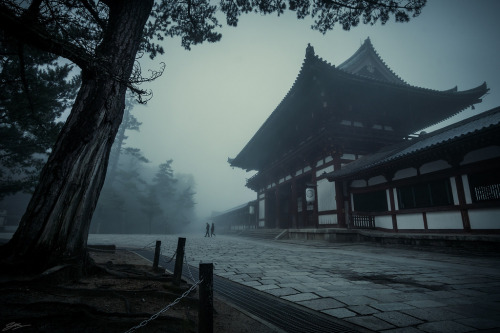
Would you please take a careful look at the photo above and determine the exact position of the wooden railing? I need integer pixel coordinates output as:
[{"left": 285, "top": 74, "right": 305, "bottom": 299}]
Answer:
[{"left": 350, "top": 214, "right": 375, "bottom": 229}]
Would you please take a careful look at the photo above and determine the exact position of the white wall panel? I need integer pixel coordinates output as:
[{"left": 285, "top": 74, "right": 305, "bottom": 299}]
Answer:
[
  {"left": 351, "top": 180, "right": 367, "bottom": 188},
  {"left": 368, "top": 175, "right": 386, "bottom": 186},
  {"left": 393, "top": 189, "right": 399, "bottom": 210},
  {"left": 427, "top": 211, "right": 462, "bottom": 229},
  {"left": 342, "top": 153, "right": 356, "bottom": 160},
  {"left": 462, "top": 175, "right": 472, "bottom": 204},
  {"left": 462, "top": 146, "right": 500, "bottom": 165},
  {"left": 393, "top": 168, "right": 417, "bottom": 180},
  {"left": 420, "top": 160, "right": 451, "bottom": 174},
  {"left": 316, "top": 165, "right": 334, "bottom": 177},
  {"left": 469, "top": 208, "right": 500, "bottom": 229},
  {"left": 317, "top": 178, "right": 336, "bottom": 211},
  {"left": 259, "top": 199, "right": 265, "bottom": 220},
  {"left": 375, "top": 215, "right": 393, "bottom": 230},
  {"left": 396, "top": 213, "right": 424, "bottom": 229},
  {"left": 319, "top": 214, "right": 337, "bottom": 225}
]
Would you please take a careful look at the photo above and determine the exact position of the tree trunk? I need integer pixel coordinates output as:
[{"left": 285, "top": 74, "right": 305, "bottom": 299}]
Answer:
[
  {"left": 107, "top": 102, "right": 131, "bottom": 186},
  {"left": 1, "top": 0, "right": 154, "bottom": 274}
]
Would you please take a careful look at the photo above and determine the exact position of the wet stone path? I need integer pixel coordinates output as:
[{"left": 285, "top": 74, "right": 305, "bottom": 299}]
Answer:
[{"left": 88, "top": 233, "right": 500, "bottom": 333}]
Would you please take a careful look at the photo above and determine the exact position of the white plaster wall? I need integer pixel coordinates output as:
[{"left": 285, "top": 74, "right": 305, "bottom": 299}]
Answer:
[
  {"left": 319, "top": 214, "right": 337, "bottom": 225},
  {"left": 396, "top": 213, "right": 424, "bottom": 229},
  {"left": 316, "top": 165, "right": 334, "bottom": 177},
  {"left": 420, "top": 160, "right": 451, "bottom": 174},
  {"left": 469, "top": 208, "right": 500, "bottom": 229},
  {"left": 259, "top": 193, "right": 265, "bottom": 199},
  {"left": 325, "top": 156, "right": 333, "bottom": 163},
  {"left": 375, "top": 215, "right": 393, "bottom": 230},
  {"left": 368, "top": 175, "right": 386, "bottom": 186},
  {"left": 462, "top": 175, "right": 472, "bottom": 204},
  {"left": 393, "top": 168, "right": 418, "bottom": 180},
  {"left": 393, "top": 188, "right": 399, "bottom": 210},
  {"left": 426, "top": 211, "right": 463, "bottom": 229},
  {"left": 351, "top": 179, "right": 367, "bottom": 188},
  {"left": 342, "top": 153, "right": 356, "bottom": 160},
  {"left": 462, "top": 146, "right": 500, "bottom": 165},
  {"left": 386, "top": 189, "right": 392, "bottom": 210},
  {"left": 259, "top": 199, "right": 265, "bottom": 220},
  {"left": 317, "top": 178, "right": 336, "bottom": 211}
]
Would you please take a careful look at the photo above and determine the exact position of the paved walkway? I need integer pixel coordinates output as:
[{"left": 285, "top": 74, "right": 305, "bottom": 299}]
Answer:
[{"left": 89, "top": 233, "right": 500, "bottom": 332}]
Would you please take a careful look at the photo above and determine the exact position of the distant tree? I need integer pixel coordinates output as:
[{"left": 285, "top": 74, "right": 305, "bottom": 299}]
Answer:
[
  {"left": 0, "top": 43, "right": 79, "bottom": 200},
  {"left": 145, "top": 159, "right": 178, "bottom": 232},
  {"left": 152, "top": 160, "right": 177, "bottom": 198},
  {"left": 140, "top": 186, "right": 163, "bottom": 234},
  {"left": 0, "top": 0, "right": 426, "bottom": 275},
  {"left": 172, "top": 173, "right": 197, "bottom": 232}
]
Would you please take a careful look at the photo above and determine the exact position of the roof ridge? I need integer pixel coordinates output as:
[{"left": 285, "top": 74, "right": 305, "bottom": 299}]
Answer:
[{"left": 338, "top": 37, "right": 408, "bottom": 85}]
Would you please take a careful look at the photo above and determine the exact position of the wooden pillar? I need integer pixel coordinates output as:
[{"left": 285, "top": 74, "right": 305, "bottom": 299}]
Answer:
[
  {"left": 199, "top": 263, "right": 213, "bottom": 333},
  {"left": 388, "top": 188, "right": 398, "bottom": 232},
  {"left": 332, "top": 153, "right": 344, "bottom": 227},
  {"left": 275, "top": 185, "right": 280, "bottom": 229},
  {"left": 335, "top": 181, "right": 345, "bottom": 227},
  {"left": 173, "top": 237, "right": 186, "bottom": 286},
  {"left": 311, "top": 166, "right": 318, "bottom": 229},
  {"left": 153, "top": 240, "right": 161, "bottom": 271},
  {"left": 291, "top": 178, "right": 298, "bottom": 229}
]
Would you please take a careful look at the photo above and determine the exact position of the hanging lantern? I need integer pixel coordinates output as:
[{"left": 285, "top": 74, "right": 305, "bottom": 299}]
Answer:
[{"left": 305, "top": 187, "right": 315, "bottom": 203}]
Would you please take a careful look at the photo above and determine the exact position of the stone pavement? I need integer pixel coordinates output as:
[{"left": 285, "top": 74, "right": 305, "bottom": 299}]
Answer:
[{"left": 89, "top": 233, "right": 500, "bottom": 332}]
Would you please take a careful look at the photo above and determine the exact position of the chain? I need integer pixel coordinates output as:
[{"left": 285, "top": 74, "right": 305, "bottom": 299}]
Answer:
[
  {"left": 184, "top": 252, "right": 197, "bottom": 283},
  {"left": 124, "top": 279, "right": 202, "bottom": 333},
  {"left": 162, "top": 247, "right": 177, "bottom": 264},
  {"left": 139, "top": 240, "right": 157, "bottom": 250}
]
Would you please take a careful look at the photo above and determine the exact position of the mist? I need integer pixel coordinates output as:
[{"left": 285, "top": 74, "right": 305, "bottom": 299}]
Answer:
[
  {"left": 123, "top": 0, "right": 500, "bottom": 224},
  {"left": 2, "top": 0, "right": 499, "bottom": 233}
]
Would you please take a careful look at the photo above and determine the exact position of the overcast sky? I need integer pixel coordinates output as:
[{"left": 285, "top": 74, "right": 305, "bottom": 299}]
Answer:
[{"left": 127, "top": 0, "right": 500, "bottom": 220}]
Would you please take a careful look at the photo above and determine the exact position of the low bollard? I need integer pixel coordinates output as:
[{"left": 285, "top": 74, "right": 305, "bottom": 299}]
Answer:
[
  {"left": 199, "top": 262, "right": 213, "bottom": 333},
  {"left": 153, "top": 240, "right": 161, "bottom": 271},
  {"left": 173, "top": 237, "right": 186, "bottom": 286}
]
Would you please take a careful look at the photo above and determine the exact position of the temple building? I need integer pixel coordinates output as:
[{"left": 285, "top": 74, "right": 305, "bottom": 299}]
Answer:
[{"left": 228, "top": 38, "right": 498, "bottom": 234}]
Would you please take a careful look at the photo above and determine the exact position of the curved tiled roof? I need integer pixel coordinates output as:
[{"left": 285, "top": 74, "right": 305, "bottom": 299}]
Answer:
[
  {"left": 229, "top": 39, "right": 489, "bottom": 171},
  {"left": 322, "top": 106, "right": 500, "bottom": 181},
  {"left": 338, "top": 38, "right": 408, "bottom": 85}
]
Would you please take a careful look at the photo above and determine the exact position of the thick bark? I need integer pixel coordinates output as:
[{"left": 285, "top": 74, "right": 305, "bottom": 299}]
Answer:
[{"left": 1, "top": 0, "right": 154, "bottom": 274}]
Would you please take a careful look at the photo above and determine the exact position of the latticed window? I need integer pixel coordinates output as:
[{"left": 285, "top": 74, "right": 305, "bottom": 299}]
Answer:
[
  {"left": 397, "top": 178, "right": 453, "bottom": 209},
  {"left": 353, "top": 190, "right": 388, "bottom": 212},
  {"left": 469, "top": 171, "right": 500, "bottom": 202}
]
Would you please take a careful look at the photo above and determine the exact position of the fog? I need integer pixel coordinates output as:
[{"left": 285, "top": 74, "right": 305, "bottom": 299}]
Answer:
[{"left": 121, "top": 0, "right": 500, "bottom": 222}]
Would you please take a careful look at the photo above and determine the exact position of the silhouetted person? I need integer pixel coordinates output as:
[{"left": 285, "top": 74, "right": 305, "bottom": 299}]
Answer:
[
  {"left": 211, "top": 222, "right": 215, "bottom": 237},
  {"left": 205, "top": 222, "right": 210, "bottom": 237}
]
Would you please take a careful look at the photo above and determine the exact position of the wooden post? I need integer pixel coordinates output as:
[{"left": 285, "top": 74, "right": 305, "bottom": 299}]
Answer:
[
  {"left": 199, "top": 262, "right": 213, "bottom": 333},
  {"left": 173, "top": 237, "right": 186, "bottom": 286},
  {"left": 153, "top": 240, "right": 161, "bottom": 271}
]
